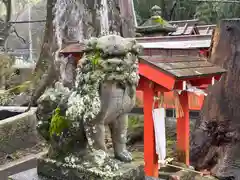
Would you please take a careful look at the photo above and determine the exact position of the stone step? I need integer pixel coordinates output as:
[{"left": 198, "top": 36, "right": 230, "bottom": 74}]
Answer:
[{"left": 0, "top": 151, "right": 47, "bottom": 179}]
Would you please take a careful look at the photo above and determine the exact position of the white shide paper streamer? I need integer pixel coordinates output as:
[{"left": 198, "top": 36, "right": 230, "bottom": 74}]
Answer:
[
  {"left": 152, "top": 108, "right": 166, "bottom": 162},
  {"left": 176, "top": 83, "right": 208, "bottom": 96}
]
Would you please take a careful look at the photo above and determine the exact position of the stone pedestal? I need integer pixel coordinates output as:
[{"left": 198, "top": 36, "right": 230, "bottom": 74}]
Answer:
[{"left": 37, "top": 152, "right": 144, "bottom": 180}]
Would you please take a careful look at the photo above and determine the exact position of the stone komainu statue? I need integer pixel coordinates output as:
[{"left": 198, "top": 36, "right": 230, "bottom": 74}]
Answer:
[{"left": 36, "top": 35, "right": 142, "bottom": 162}]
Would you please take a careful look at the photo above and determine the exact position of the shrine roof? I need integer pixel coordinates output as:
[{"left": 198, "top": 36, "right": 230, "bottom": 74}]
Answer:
[
  {"left": 169, "top": 19, "right": 199, "bottom": 26},
  {"left": 60, "top": 34, "right": 213, "bottom": 54},
  {"left": 168, "top": 19, "right": 199, "bottom": 36},
  {"left": 139, "top": 55, "right": 227, "bottom": 79},
  {"left": 136, "top": 34, "right": 211, "bottom": 42},
  {"left": 169, "top": 25, "right": 197, "bottom": 36},
  {"left": 138, "top": 38, "right": 211, "bottom": 49},
  {"left": 197, "top": 25, "right": 216, "bottom": 35},
  {"left": 60, "top": 43, "right": 85, "bottom": 54}
]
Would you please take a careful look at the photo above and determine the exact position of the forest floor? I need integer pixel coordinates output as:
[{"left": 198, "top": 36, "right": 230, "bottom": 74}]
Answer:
[{"left": 0, "top": 142, "right": 47, "bottom": 166}]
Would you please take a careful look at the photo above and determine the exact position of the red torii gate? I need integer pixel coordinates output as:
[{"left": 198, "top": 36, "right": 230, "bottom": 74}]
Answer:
[{"left": 137, "top": 55, "right": 226, "bottom": 178}]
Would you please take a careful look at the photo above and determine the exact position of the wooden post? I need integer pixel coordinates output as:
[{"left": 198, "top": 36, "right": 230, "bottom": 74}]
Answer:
[
  {"left": 143, "top": 80, "right": 158, "bottom": 177},
  {"left": 176, "top": 91, "right": 190, "bottom": 165}
]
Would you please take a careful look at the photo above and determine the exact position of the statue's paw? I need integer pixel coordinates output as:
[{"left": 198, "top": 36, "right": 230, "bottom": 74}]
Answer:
[{"left": 115, "top": 150, "right": 132, "bottom": 162}]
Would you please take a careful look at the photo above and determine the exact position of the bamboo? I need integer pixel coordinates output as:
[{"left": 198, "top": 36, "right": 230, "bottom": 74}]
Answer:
[
  {"left": 166, "top": 164, "right": 202, "bottom": 174},
  {"left": 161, "top": 158, "right": 206, "bottom": 175}
]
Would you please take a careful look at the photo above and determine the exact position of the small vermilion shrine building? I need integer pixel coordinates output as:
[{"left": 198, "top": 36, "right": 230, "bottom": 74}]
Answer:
[
  {"left": 135, "top": 10, "right": 226, "bottom": 177},
  {"left": 137, "top": 55, "right": 226, "bottom": 177},
  {"left": 60, "top": 12, "right": 226, "bottom": 178}
]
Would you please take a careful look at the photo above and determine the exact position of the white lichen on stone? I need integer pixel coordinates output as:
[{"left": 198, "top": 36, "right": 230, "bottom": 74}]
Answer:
[
  {"left": 38, "top": 82, "right": 70, "bottom": 104},
  {"left": 93, "top": 149, "right": 108, "bottom": 167},
  {"left": 65, "top": 35, "right": 142, "bottom": 150},
  {"left": 37, "top": 35, "right": 143, "bottom": 174}
]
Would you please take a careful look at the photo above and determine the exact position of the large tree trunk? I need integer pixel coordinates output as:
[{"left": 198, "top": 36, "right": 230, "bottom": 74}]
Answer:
[
  {"left": 190, "top": 19, "right": 240, "bottom": 179},
  {"left": 27, "top": 0, "right": 58, "bottom": 107},
  {"left": 27, "top": 0, "right": 136, "bottom": 107},
  {"left": 34, "top": 0, "right": 57, "bottom": 73},
  {"left": 1, "top": 0, "right": 12, "bottom": 47}
]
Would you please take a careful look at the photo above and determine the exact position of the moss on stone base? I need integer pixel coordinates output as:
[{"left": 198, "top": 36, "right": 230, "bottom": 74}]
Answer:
[
  {"left": 37, "top": 152, "right": 144, "bottom": 180},
  {"left": 49, "top": 108, "right": 70, "bottom": 137}
]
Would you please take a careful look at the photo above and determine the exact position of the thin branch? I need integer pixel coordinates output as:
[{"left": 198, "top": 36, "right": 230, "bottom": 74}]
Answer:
[
  {"left": 11, "top": 28, "right": 27, "bottom": 44},
  {"left": 2, "top": 0, "right": 12, "bottom": 51},
  {"left": 169, "top": 0, "right": 177, "bottom": 20}
]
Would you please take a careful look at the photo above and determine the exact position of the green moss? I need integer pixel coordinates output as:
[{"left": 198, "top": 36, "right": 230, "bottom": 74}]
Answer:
[
  {"left": 49, "top": 108, "right": 70, "bottom": 137},
  {"left": 153, "top": 16, "right": 166, "bottom": 25},
  {"left": 88, "top": 51, "right": 101, "bottom": 69}
]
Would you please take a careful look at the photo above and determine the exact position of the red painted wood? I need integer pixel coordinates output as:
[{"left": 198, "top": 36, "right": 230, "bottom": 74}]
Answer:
[
  {"left": 174, "top": 80, "right": 209, "bottom": 92},
  {"left": 136, "top": 91, "right": 204, "bottom": 111},
  {"left": 137, "top": 76, "right": 147, "bottom": 91},
  {"left": 143, "top": 80, "right": 158, "bottom": 177},
  {"left": 214, "top": 75, "right": 222, "bottom": 81},
  {"left": 174, "top": 76, "right": 222, "bottom": 90},
  {"left": 176, "top": 91, "right": 190, "bottom": 165},
  {"left": 154, "top": 84, "right": 170, "bottom": 92},
  {"left": 139, "top": 63, "right": 176, "bottom": 90}
]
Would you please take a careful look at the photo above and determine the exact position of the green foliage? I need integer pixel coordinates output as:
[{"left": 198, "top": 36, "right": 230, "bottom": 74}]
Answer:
[
  {"left": 195, "top": 2, "right": 240, "bottom": 24},
  {"left": 0, "top": 54, "right": 32, "bottom": 96},
  {"left": 88, "top": 51, "right": 101, "bottom": 69},
  {"left": 133, "top": 0, "right": 164, "bottom": 24},
  {"left": 134, "top": 0, "right": 240, "bottom": 24},
  {"left": 128, "top": 115, "right": 143, "bottom": 129},
  {"left": 195, "top": 3, "right": 216, "bottom": 24},
  {"left": 6, "top": 81, "right": 32, "bottom": 94},
  {"left": 49, "top": 108, "right": 70, "bottom": 137}
]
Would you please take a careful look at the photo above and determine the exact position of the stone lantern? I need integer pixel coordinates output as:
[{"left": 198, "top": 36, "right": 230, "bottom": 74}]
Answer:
[{"left": 136, "top": 5, "right": 177, "bottom": 36}]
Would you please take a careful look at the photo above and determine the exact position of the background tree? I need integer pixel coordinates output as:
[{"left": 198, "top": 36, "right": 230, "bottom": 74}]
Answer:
[
  {"left": 2, "top": 0, "right": 240, "bottom": 107},
  {"left": 27, "top": 0, "right": 136, "bottom": 107},
  {"left": 134, "top": 0, "right": 240, "bottom": 24},
  {"left": 195, "top": 1, "right": 240, "bottom": 24},
  {"left": 27, "top": 0, "right": 57, "bottom": 107},
  {"left": 190, "top": 19, "right": 240, "bottom": 178},
  {"left": 0, "top": 0, "right": 12, "bottom": 47}
]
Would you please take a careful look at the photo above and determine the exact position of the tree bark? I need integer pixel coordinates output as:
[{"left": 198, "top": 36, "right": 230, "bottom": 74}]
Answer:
[
  {"left": 3, "top": 0, "right": 11, "bottom": 22},
  {"left": 118, "top": 0, "right": 136, "bottom": 37},
  {"left": 27, "top": 0, "right": 58, "bottom": 107},
  {"left": 1, "top": 0, "right": 12, "bottom": 47},
  {"left": 34, "top": 0, "right": 56, "bottom": 73},
  {"left": 190, "top": 19, "right": 240, "bottom": 179},
  {"left": 27, "top": 0, "right": 136, "bottom": 108}
]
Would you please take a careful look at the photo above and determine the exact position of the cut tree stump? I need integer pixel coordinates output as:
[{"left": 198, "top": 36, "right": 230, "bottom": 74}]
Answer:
[{"left": 190, "top": 19, "right": 240, "bottom": 179}]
